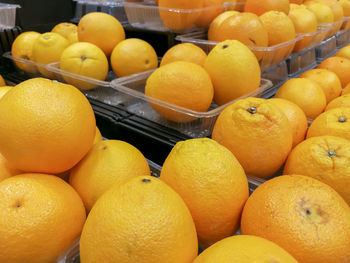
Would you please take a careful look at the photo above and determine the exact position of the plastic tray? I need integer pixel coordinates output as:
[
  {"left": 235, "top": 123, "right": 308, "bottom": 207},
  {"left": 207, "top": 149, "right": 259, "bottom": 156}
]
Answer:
[
  {"left": 336, "top": 29, "right": 350, "bottom": 49},
  {"left": 315, "top": 35, "right": 337, "bottom": 62},
  {"left": 0, "top": 4, "right": 20, "bottom": 29}
]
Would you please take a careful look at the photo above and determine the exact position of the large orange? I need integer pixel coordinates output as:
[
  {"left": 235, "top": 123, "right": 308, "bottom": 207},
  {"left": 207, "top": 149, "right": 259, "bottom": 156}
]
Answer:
[
  {"left": 212, "top": 97, "right": 293, "bottom": 178},
  {"left": 0, "top": 153, "right": 20, "bottom": 182},
  {"left": 325, "top": 94, "right": 350, "bottom": 110},
  {"left": 195, "top": 0, "right": 224, "bottom": 28},
  {"left": 244, "top": 0, "right": 290, "bottom": 15},
  {"left": 284, "top": 136, "right": 350, "bottom": 205},
  {"left": 80, "top": 176, "right": 198, "bottom": 263},
  {"left": 160, "top": 43, "right": 207, "bottom": 67},
  {"left": 318, "top": 56, "right": 350, "bottom": 88},
  {"left": 0, "top": 78, "right": 96, "bottom": 174},
  {"left": 0, "top": 174, "right": 86, "bottom": 263},
  {"left": 78, "top": 12, "right": 125, "bottom": 56},
  {"left": 241, "top": 174, "right": 350, "bottom": 263},
  {"left": 160, "top": 138, "right": 249, "bottom": 248},
  {"left": 207, "top": 11, "right": 239, "bottom": 41},
  {"left": 204, "top": 40, "right": 261, "bottom": 105},
  {"left": 70, "top": 140, "right": 150, "bottom": 211},
  {"left": 193, "top": 235, "right": 298, "bottom": 263}
]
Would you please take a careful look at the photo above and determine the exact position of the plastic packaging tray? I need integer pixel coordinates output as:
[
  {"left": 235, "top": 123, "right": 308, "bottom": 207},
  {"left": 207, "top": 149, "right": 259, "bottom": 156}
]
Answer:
[
  {"left": 336, "top": 29, "right": 350, "bottom": 49},
  {"left": 316, "top": 35, "right": 337, "bottom": 62},
  {"left": 0, "top": 4, "right": 20, "bottom": 29}
]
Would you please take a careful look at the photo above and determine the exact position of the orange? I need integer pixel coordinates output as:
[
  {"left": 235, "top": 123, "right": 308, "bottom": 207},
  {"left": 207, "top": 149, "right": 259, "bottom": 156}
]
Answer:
[
  {"left": 66, "top": 29, "right": 78, "bottom": 45},
  {"left": 0, "top": 174, "right": 86, "bottom": 263},
  {"left": 207, "top": 11, "right": 239, "bottom": 41},
  {"left": 59, "top": 42, "right": 109, "bottom": 90},
  {"left": 212, "top": 97, "right": 293, "bottom": 178},
  {"left": 0, "top": 86, "right": 12, "bottom": 100},
  {"left": 145, "top": 61, "right": 214, "bottom": 122},
  {"left": 0, "top": 153, "right": 20, "bottom": 182},
  {"left": 312, "top": 0, "right": 344, "bottom": 33},
  {"left": 51, "top": 22, "right": 77, "bottom": 40},
  {"left": 80, "top": 176, "right": 198, "bottom": 263},
  {"left": 78, "top": 12, "right": 125, "bottom": 56},
  {"left": 275, "top": 78, "right": 327, "bottom": 119},
  {"left": 284, "top": 136, "right": 350, "bottom": 205},
  {"left": 0, "top": 74, "right": 4, "bottom": 86},
  {"left": 335, "top": 45, "right": 350, "bottom": 60},
  {"left": 318, "top": 56, "right": 350, "bottom": 87},
  {"left": 307, "top": 107, "right": 350, "bottom": 140},
  {"left": 32, "top": 32, "right": 69, "bottom": 78},
  {"left": 204, "top": 40, "right": 261, "bottom": 105},
  {"left": 268, "top": 98, "right": 308, "bottom": 147},
  {"left": 0, "top": 78, "right": 96, "bottom": 174},
  {"left": 300, "top": 68, "right": 342, "bottom": 103},
  {"left": 342, "top": 82, "right": 350, "bottom": 95},
  {"left": 160, "top": 138, "right": 249, "bottom": 248},
  {"left": 160, "top": 43, "right": 207, "bottom": 67},
  {"left": 93, "top": 126, "right": 102, "bottom": 144},
  {"left": 11, "top": 31, "right": 41, "bottom": 73},
  {"left": 339, "top": 0, "right": 350, "bottom": 17},
  {"left": 305, "top": 1, "right": 334, "bottom": 24},
  {"left": 241, "top": 174, "right": 350, "bottom": 263},
  {"left": 111, "top": 38, "right": 158, "bottom": 77},
  {"left": 325, "top": 94, "right": 350, "bottom": 110},
  {"left": 195, "top": 0, "right": 225, "bottom": 28},
  {"left": 244, "top": 0, "right": 290, "bottom": 16},
  {"left": 158, "top": 0, "right": 204, "bottom": 31},
  {"left": 193, "top": 235, "right": 298, "bottom": 263},
  {"left": 70, "top": 140, "right": 150, "bottom": 211}
]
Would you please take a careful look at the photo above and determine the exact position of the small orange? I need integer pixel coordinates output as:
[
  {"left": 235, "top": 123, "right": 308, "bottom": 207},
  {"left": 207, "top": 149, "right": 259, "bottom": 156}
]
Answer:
[
  {"left": 0, "top": 153, "right": 20, "bottom": 182},
  {"left": 195, "top": 0, "right": 224, "bottom": 28},
  {"left": 325, "top": 94, "right": 350, "bottom": 110},
  {"left": 275, "top": 78, "right": 327, "bottom": 119},
  {"left": 208, "top": 11, "right": 239, "bottom": 41},
  {"left": 241, "top": 174, "right": 350, "bottom": 263},
  {"left": 160, "top": 43, "right": 207, "bottom": 67},
  {"left": 212, "top": 97, "right": 293, "bottom": 178},
  {"left": 244, "top": 0, "right": 290, "bottom": 16},
  {"left": 0, "top": 86, "right": 12, "bottom": 100},
  {"left": 335, "top": 45, "right": 350, "bottom": 60},
  {"left": 51, "top": 22, "right": 77, "bottom": 40},
  {"left": 318, "top": 56, "right": 350, "bottom": 88},
  {"left": 342, "top": 82, "right": 350, "bottom": 95}
]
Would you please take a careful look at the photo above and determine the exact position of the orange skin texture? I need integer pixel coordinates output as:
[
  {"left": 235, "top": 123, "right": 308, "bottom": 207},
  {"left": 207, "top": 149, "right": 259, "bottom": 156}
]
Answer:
[
  {"left": 318, "top": 56, "right": 350, "bottom": 88},
  {"left": 325, "top": 94, "right": 350, "bottom": 111},
  {"left": 160, "top": 43, "right": 207, "bottom": 67},
  {"left": 244, "top": 0, "right": 290, "bottom": 16}
]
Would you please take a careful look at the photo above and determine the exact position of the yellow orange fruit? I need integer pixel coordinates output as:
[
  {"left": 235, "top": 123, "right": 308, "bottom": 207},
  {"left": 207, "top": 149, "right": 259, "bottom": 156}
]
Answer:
[
  {"left": 241, "top": 174, "right": 350, "bottom": 263},
  {"left": 342, "top": 82, "right": 350, "bottom": 95},
  {"left": 312, "top": 0, "right": 344, "bottom": 33},
  {"left": 0, "top": 174, "right": 86, "bottom": 263},
  {"left": 275, "top": 78, "right": 327, "bottom": 119},
  {"left": 0, "top": 86, "right": 12, "bottom": 100},
  {"left": 204, "top": 40, "right": 261, "bottom": 105},
  {"left": 70, "top": 140, "right": 150, "bottom": 211},
  {"left": 335, "top": 45, "right": 350, "bottom": 60},
  {"left": 244, "top": 0, "right": 290, "bottom": 16},
  {"left": 160, "top": 138, "right": 249, "bottom": 248},
  {"left": 78, "top": 12, "right": 125, "bottom": 56},
  {"left": 212, "top": 97, "right": 293, "bottom": 178},
  {"left": 325, "top": 94, "right": 350, "bottom": 110},
  {"left": 318, "top": 56, "right": 350, "bottom": 87},
  {"left": 160, "top": 43, "right": 207, "bottom": 67},
  {"left": 208, "top": 11, "right": 239, "bottom": 41},
  {"left": 0, "top": 153, "right": 20, "bottom": 182},
  {"left": 111, "top": 38, "right": 158, "bottom": 77},
  {"left": 80, "top": 176, "right": 198, "bottom": 263},
  {"left": 66, "top": 30, "right": 78, "bottom": 44},
  {"left": 93, "top": 126, "right": 102, "bottom": 144},
  {"left": 195, "top": 0, "right": 225, "bottom": 28},
  {"left": 145, "top": 61, "right": 214, "bottom": 122},
  {"left": 0, "top": 78, "right": 96, "bottom": 174},
  {"left": 305, "top": 2, "right": 334, "bottom": 23},
  {"left": 51, "top": 22, "right": 77, "bottom": 40},
  {"left": 339, "top": 0, "right": 350, "bottom": 17},
  {"left": 59, "top": 42, "right": 109, "bottom": 90}
]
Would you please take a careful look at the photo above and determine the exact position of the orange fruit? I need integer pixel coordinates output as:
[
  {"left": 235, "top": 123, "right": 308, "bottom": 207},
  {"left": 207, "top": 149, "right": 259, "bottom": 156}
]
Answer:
[
  {"left": 342, "top": 82, "right": 350, "bottom": 95},
  {"left": 241, "top": 174, "right": 350, "bottom": 263},
  {"left": 111, "top": 38, "right": 158, "bottom": 77},
  {"left": 80, "top": 176, "right": 198, "bottom": 263},
  {"left": 268, "top": 98, "right": 308, "bottom": 147},
  {"left": 275, "top": 78, "right": 327, "bottom": 119},
  {"left": 312, "top": 0, "right": 344, "bottom": 33},
  {"left": 307, "top": 107, "right": 350, "bottom": 140},
  {"left": 284, "top": 135, "right": 350, "bottom": 205},
  {"left": 0, "top": 153, "right": 20, "bottom": 182},
  {"left": 158, "top": 0, "right": 204, "bottom": 31},
  {"left": 335, "top": 45, "right": 350, "bottom": 61},
  {"left": 0, "top": 78, "right": 96, "bottom": 174},
  {"left": 145, "top": 61, "right": 214, "bottom": 122},
  {"left": 212, "top": 97, "right": 293, "bottom": 178},
  {"left": 339, "top": 0, "right": 350, "bottom": 17},
  {"left": 59, "top": 42, "right": 109, "bottom": 90},
  {"left": 204, "top": 40, "right": 261, "bottom": 105},
  {"left": 51, "top": 22, "right": 77, "bottom": 40},
  {"left": 305, "top": 1, "right": 334, "bottom": 23},
  {"left": 0, "top": 75, "right": 4, "bottom": 86},
  {"left": 299, "top": 68, "right": 342, "bottom": 103},
  {"left": 193, "top": 235, "right": 298, "bottom": 263},
  {"left": 160, "top": 43, "right": 207, "bottom": 67},
  {"left": 0, "top": 174, "right": 86, "bottom": 263},
  {"left": 325, "top": 94, "right": 350, "bottom": 110},
  {"left": 207, "top": 11, "right": 239, "bottom": 41},
  {"left": 93, "top": 126, "right": 102, "bottom": 144},
  {"left": 32, "top": 32, "right": 69, "bottom": 78},
  {"left": 66, "top": 29, "right": 78, "bottom": 45},
  {"left": 195, "top": 0, "right": 225, "bottom": 28},
  {"left": 78, "top": 12, "right": 125, "bottom": 56},
  {"left": 160, "top": 138, "right": 249, "bottom": 247},
  {"left": 0, "top": 86, "right": 12, "bottom": 100},
  {"left": 318, "top": 56, "right": 350, "bottom": 88},
  {"left": 244, "top": 0, "right": 290, "bottom": 16},
  {"left": 70, "top": 140, "right": 150, "bottom": 211}
]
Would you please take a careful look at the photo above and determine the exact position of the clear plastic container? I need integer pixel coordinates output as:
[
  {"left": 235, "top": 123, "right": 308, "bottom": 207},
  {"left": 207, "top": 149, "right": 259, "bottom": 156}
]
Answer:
[
  {"left": 336, "top": 28, "right": 350, "bottom": 49},
  {"left": 0, "top": 4, "right": 20, "bottom": 29},
  {"left": 287, "top": 48, "right": 317, "bottom": 77},
  {"left": 261, "top": 61, "right": 288, "bottom": 97},
  {"left": 315, "top": 35, "right": 337, "bottom": 62}
]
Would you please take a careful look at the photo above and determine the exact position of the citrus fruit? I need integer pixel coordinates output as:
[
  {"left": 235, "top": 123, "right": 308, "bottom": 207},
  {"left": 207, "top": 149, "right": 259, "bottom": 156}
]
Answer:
[
  {"left": 212, "top": 97, "right": 293, "bottom": 178},
  {"left": 204, "top": 40, "right": 261, "bottom": 105},
  {"left": 193, "top": 235, "right": 298, "bottom": 263},
  {"left": 275, "top": 78, "right": 327, "bottom": 119},
  {"left": 0, "top": 153, "right": 20, "bottom": 182},
  {"left": 268, "top": 98, "right": 308, "bottom": 147},
  {"left": 241, "top": 174, "right": 350, "bottom": 263},
  {"left": 0, "top": 75, "right": 4, "bottom": 86},
  {"left": 11, "top": 31, "right": 41, "bottom": 73},
  {"left": 145, "top": 61, "right": 214, "bottom": 122},
  {"left": 70, "top": 139, "right": 150, "bottom": 211},
  {"left": 207, "top": 10, "right": 239, "bottom": 41},
  {"left": 51, "top": 22, "right": 78, "bottom": 40},
  {"left": 32, "top": 32, "right": 69, "bottom": 78},
  {"left": 244, "top": 0, "right": 290, "bottom": 16},
  {"left": 93, "top": 126, "right": 102, "bottom": 144},
  {"left": 335, "top": 45, "right": 350, "bottom": 60},
  {"left": 307, "top": 107, "right": 350, "bottom": 140},
  {"left": 78, "top": 12, "right": 125, "bottom": 56},
  {"left": 318, "top": 56, "right": 350, "bottom": 87},
  {"left": 0, "top": 78, "right": 96, "bottom": 174},
  {"left": 0, "top": 86, "right": 12, "bottom": 100},
  {"left": 195, "top": 0, "right": 224, "bottom": 28},
  {"left": 325, "top": 94, "right": 350, "bottom": 110},
  {"left": 0, "top": 174, "right": 86, "bottom": 263},
  {"left": 59, "top": 42, "right": 109, "bottom": 90},
  {"left": 160, "top": 43, "right": 207, "bottom": 67},
  {"left": 160, "top": 138, "right": 249, "bottom": 247},
  {"left": 305, "top": 2, "right": 334, "bottom": 23},
  {"left": 110, "top": 38, "right": 158, "bottom": 77},
  {"left": 284, "top": 135, "right": 350, "bottom": 205},
  {"left": 339, "top": 0, "right": 350, "bottom": 17},
  {"left": 80, "top": 176, "right": 198, "bottom": 263},
  {"left": 312, "top": 0, "right": 344, "bottom": 33},
  {"left": 300, "top": 68, "right": 342, "bottom": 103},
  {"left": 158, "top": 0, "right": 204, "bottom": 31},
  {"left": 66, "top": 29, "right": 78, "bottom": 44},
  {"left": 342, "top": 82, "right": 350, "bottom": 95}
]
